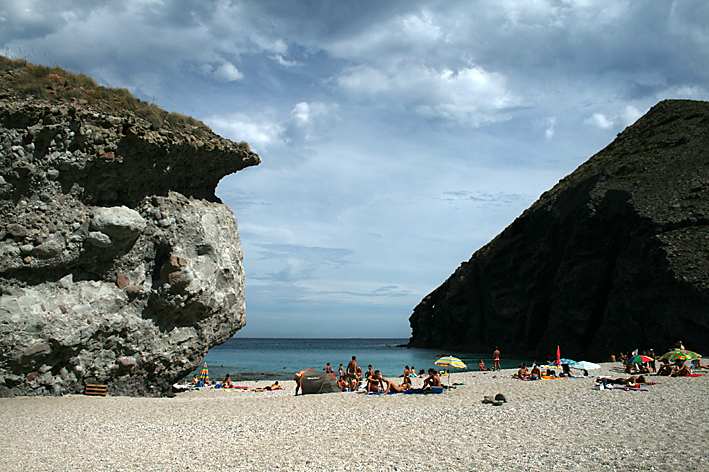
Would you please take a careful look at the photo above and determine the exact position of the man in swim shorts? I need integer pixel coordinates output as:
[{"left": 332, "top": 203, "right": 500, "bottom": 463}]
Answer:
[
  {"left": 345, "top": 355, "right": 359, "bottom": 384},
  {"left": 493, "top": 347, "right": 501, "bottom": 371}
]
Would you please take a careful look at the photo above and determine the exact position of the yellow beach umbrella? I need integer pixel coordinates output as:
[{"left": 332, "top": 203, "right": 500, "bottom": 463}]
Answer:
[{"left": 434, "top": 356, "right": 467, "bottom": 390}]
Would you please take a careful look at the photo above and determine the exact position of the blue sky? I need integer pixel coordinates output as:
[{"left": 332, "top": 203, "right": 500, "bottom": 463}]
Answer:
[{"left": 2, "top": 1, "right": 708, "bottom": 338}]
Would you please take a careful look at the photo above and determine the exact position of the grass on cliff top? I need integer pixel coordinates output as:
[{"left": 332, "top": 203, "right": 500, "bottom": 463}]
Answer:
[{"left": 0, "top": 56, "right": 251, "bottom": 150}]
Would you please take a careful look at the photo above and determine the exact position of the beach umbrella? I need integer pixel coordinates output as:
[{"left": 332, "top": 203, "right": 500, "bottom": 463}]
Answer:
[
  {"left": 559, "top": 358, "right": 579, "bottom": 365},
  {"left": 435, "top": 356, "right": 467, "bottom": 390},
  {"left": 554, "top": 346, "right": 561, "bottom": 366},
  {"left": 629, "top": 355, "right": 654, "bottom": 364},
  {"left": 660, "top": 350, "right": 701, "bottom": 363},
  {"left": 199, "top": 362, "right": 209, "bottom": 381},
  {"left": 573, "top": 361, "right": 601, "bottom": 370}
]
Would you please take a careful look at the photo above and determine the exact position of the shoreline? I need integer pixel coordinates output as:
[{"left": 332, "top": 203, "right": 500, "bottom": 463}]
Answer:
[{"left": 1, "top": 362, "right": 707, "bottom": 471}]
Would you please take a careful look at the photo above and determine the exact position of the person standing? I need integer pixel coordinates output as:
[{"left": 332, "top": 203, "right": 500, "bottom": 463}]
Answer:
[
  {"left": 346, "top": 356, "right": 357, "bottom": 379},
  {"left": 493, "top": 347, "right": 501, "bottom": 371}
]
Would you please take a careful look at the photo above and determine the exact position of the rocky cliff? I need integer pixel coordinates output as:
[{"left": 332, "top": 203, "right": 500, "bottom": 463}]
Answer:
[
  {"left": 0, "top": 63, "right": 260, "bottom": 396},
  {"left": 409, "top": 99, "right": 709, "bottom": 360}
]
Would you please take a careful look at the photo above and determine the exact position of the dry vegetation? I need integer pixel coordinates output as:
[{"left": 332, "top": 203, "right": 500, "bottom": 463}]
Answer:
[{"left": 0, "top": 56, "right": 251, "bottom": 150}]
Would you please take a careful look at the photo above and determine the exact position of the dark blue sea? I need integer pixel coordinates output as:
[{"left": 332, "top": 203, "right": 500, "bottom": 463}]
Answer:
[{"left": 187, "top": 338, "right": 531, "bottom": 382}]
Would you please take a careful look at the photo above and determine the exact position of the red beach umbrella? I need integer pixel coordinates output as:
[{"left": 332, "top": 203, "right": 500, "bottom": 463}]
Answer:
[{"left": 555, "top": 346, "right": 561, "bottom": 366}]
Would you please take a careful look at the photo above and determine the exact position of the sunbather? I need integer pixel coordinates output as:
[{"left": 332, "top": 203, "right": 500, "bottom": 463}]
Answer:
[
  {"left": 671, "top": 360, "right": 690, "bottom": 377},
  {"left": 222, "top": 373, "right": 235, "bottom": 389},
  {"left": 598, "top": 375, "right": 647, "bottom": 387},
  {"left": 423, "top": 368, "right": 441, "bottom": 390},
  {"left": 529, "top": 364, "right": 541, "bottom": 379},
  {"left": 478, "top": 359, "right": 486, "bottom": 371},
  {"left": 517, "top": 363, "right": 528, "bottom": 378},
  {"left": 367, "top": 370, "right": 384, "bottom": 392},
  {"left": 373, "top": 371, "right": 410, "bottom": 393},
  {"left": 251, "top": 381, "right": 284, "bottom": 392}
]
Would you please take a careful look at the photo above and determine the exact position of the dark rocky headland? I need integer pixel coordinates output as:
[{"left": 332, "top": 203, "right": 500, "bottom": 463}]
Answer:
[
  {"left": 0, "top": 58, "right": 259, "bottom": 396},
  {"left": 409, "top": 99, "right": 709, "bottom": 360}
]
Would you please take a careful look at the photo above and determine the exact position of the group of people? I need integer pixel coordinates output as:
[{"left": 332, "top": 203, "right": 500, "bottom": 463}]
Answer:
[
  {"left": 477, "top": 348, "right": 502, "bottom": 371},
  {"left": 301, "top": 355, "right": 445, "bottom": 394}
]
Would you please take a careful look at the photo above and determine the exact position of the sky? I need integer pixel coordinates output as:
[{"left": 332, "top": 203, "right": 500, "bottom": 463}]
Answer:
[{"left": 1, "top": 1, "right": 708, "bottom": 338}]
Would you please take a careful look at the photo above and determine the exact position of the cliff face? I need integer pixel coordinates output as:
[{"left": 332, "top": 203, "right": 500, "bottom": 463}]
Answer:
[
  {"left": 409, "top": 99, "right": 709, "bottom": 360},
  {"left": 0, "top": 90, "right": 259, "bottom": 396}
]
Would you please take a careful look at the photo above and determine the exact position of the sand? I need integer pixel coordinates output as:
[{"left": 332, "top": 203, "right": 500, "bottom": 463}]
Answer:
[{"left": 0, "top": 363, "right": 707, "bottom": 471}]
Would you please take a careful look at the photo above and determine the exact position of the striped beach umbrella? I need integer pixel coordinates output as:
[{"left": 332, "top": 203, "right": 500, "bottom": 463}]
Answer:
[
  {"left": 435, "top": 356, "right": 467, "bottom": 369},
  {"left": 629, "top": 355, "right": 654, "bottom": 364},
  {"left": 435, "top": 356, "right": 467, "bottom": 390},
  {"left": 199, "top": 362, "right": 209, "bottom": 381}
]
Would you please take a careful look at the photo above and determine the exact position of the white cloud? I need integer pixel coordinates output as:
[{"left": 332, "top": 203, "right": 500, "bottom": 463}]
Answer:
[
  {"left": 619, "top": 105, "right": 642, "bottom": 127},
  {"left": 337, "top": 63, "right": 515, "bottom": 126},
  {"left": 270, "top": 54, "right": 303, "bottom": 67},
  {"left": 284, "top": 101, "right": 339, "bottom": 143},
  {"left": 204, "top": 112, "right": 283, "bottom": 153},
  {"left": 545, "top": 117, "right": 557, "bottom": 140},
  {"left": 584, "top": 112, "right": 614, "bottom": 129},
  {"left": 213, "top": 61, "right": 243, "bottom": 82}
]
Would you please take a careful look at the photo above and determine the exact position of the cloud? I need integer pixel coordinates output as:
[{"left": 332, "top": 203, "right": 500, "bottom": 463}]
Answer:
[
  {"left": 204, "top": 111, "right": 284, "bottom": 153},
  {"left": 584, "top": 112, "right": 615, "bottom": 130},
  {"left": 619, "top": 105, "right": 642, "bottom": 127},
  {"left": 442, "top": 190, "right": 528, "bottom": 207},
  {"left": 545, "top": 117, "right": 557, "bottom": 140},
  {"left": 251, "top": 244, "right": 354, "bottom": 283},
  {"left": 269, "top": 54, "right": 303, "bottom": 67},
  {"left": 283, "top": 101, "right": 339, "bottom": 143},
  {"left": 212, "top": 61, "right": 244, "bottom": 82},
  {"left": 337, "top": 63, "right": 516, "bottom": 126}
]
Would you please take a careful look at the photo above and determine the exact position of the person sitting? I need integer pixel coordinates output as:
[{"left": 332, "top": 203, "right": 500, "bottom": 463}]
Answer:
[
  {"left": 478, "top": 359, "right": 487, "bottom": 371},
  {"left": 529, "top": 364, "right": 541, "bottom": 380},
  {"left": 671, "top": 360, "right": 690, "bottom": 377},
  {"left": 366, "top": 365, "right": 374, "bottom": 379},
  {"left": 410, "top": 366, "right": 416, "bottom": 377},
  {"left": 418, "top": 369, "right": 425, "bottom": 377},
  {"left": 222, "top": 373, "right": 235, "bottom": 389},
  {"left": 561, "top": 364, "right": 572, "bottom": 377},
  {"left": 325, "top": 363, "right": 333, "bottom": 373},
  {"left": 367, "top": 370, "right": 384, "bottom": 392},
  {"left": 657, "top": 361, "right": 673, "bottom": 376},
  {"left": 191, "top": 374, "right": 200, "bottom": 386},
  {"left": 423, "top": 368, "right": 442, "bottom": 390},
  {"left": 517, "top": 363, "right": 528, "bottom": 378},
  {"left": 403, "top": 365, "right": 411, "bottom": 377}
]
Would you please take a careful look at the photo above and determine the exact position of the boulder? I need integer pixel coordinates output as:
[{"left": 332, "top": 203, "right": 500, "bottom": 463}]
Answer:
[{"left": 0, "top": 78, "right": 260, "bottom": 396}]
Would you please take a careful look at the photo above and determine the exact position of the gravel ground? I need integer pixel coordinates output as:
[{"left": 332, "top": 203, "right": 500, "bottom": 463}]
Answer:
[{"left": 0, "top": 363, "right": 707, "bottom": 471}]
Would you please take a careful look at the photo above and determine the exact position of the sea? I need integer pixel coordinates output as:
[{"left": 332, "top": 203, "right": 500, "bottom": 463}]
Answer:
[{"left": 186, "top": 337, "right": 532, "bottom": 382}]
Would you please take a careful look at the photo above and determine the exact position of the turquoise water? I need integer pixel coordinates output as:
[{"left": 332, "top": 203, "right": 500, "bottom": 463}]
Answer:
[{"left": 188, "top": 338, "right": 531, "bottom": 382}]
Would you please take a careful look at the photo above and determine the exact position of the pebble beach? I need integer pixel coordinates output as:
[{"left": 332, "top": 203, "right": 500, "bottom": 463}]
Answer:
[{"left": 1, "top": 362, "right": 707, "bottom": 471}]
